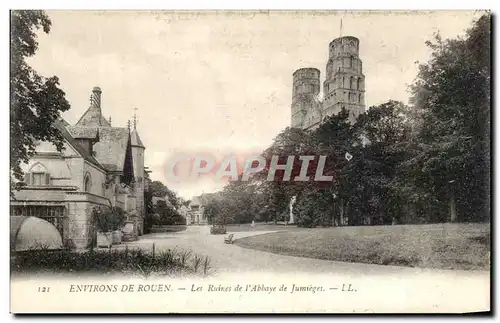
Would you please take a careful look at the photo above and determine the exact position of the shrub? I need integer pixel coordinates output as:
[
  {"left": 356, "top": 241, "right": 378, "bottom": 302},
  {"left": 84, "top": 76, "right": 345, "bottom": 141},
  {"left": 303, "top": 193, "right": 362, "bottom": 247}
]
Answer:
[
  {"left": 11, "top": 247, "right": 214, "bottom": 277},
  {"left": 92, "top": 207, "right": 113, "bottom": 233},
  {"left": 210, "top": 225, "right": 227, "bottom": 235},
  {"left": 92, "top": 206, "right": 127, "bottom": 232},
  {"left": 111, "top": 207, "right": 127, "bottom": 231}
]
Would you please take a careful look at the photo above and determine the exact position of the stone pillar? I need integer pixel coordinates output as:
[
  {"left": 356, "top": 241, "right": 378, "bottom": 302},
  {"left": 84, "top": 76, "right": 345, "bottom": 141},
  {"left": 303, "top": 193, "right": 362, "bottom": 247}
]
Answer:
[
  {"left": 65, "top": 192, "right": 105, "bottom": 250},
  {"left": 137, "top": 217, "right": 144, "bottom": 236},
  {"left": 65, "top": 200, "right": 92, "bottom": 249},
  {"left": 122, "top": 220, "right": 138, "bottom": 242}
]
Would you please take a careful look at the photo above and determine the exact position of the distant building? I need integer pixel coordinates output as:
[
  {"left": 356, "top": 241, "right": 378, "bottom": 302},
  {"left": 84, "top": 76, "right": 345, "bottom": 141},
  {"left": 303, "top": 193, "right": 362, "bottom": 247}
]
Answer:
[
  {"left": 291, "top": 36, "right": 366, "bottom": 130},
  {"left": 10, "top": 87, "right": 147, "bottom": 249},
  {"left": 188, "top": 193, "right": 221, "bottom": 225}
]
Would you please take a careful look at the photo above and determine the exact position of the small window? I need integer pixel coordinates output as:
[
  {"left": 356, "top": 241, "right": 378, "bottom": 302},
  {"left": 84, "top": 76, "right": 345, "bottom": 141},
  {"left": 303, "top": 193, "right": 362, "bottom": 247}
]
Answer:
[
  {"left": 32, "top": 173, "right": 44, "bottom": 186},
  {"left": 28, "top": 172, "right": 50, "bottom": 186}
]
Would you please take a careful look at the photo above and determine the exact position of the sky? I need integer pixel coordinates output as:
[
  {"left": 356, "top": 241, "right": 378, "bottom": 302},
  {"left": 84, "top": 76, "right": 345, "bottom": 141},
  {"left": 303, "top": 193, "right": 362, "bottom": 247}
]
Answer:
[{"left": 27, "top": 10, "right": 483, "bottom": 199}]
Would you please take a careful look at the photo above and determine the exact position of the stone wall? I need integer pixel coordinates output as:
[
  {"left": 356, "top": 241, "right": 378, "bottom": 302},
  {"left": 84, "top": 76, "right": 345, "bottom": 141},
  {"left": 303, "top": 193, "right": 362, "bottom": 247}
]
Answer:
[
  {"left": 82, "top": 161, "right": 107, "bottom": 196},
  {"left": 64, "top": 191, "right": 112, "bottom": 249}
]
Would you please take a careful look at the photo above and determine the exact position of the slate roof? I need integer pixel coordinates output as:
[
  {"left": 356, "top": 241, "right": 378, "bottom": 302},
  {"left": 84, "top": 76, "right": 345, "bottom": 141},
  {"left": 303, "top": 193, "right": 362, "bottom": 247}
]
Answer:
[
  {"left": 68, "top": 86, "right": 141, "bottom": 173},
  {"left": 54, "top": 119, "right": 104, "bottom": 170},
  {"left": 67, "top": 126, "right": 99, "bottom": 140},
  {"left": 59, "top": 119, "right": 70, "bottom": 127},
  {"left": 74, "top": 105, "right": 111, "bottom": 127},
  {"left": 92, "top": 127, "right": 130, "bottom": 172}
]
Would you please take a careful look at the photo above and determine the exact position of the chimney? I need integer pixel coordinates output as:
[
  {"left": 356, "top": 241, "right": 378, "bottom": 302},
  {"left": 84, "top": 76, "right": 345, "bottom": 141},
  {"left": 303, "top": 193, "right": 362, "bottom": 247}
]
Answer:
[{"left": 91, "top": 86, "right": 102, "bottom": 109}]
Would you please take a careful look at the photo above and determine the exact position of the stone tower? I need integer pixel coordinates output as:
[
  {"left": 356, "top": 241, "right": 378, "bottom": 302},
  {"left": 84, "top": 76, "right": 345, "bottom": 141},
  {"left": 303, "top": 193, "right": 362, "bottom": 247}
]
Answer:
[
  {"left": 291, "top": 68, "right": 321, "bottom": 129},
  {"left": 322, "top": 36, "right": 365, "bottom": 123},
  {"left": 130, "top": 120, "right": 145, "bottom": 220}
]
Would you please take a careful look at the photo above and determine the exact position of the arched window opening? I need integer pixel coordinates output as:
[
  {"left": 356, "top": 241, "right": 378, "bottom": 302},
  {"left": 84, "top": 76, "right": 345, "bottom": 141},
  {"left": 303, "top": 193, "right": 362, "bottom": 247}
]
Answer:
[
  {"left": 357, "top": 78, "right": 361, "bottom": 90},
  {"left": 358, "top": 93, "right": 362, "bottom": 103},
  {"left": 84, "top": 173, "right": 92, "bottom": 192},
  {"left": 350, "top": 76, "right": 354, "bottom": 89},
  {"left": 350, "top": 56, "right": 353, "bottom": 67},
  {"left": 26, "top": 162, "right": 50, "bottom": 186}
]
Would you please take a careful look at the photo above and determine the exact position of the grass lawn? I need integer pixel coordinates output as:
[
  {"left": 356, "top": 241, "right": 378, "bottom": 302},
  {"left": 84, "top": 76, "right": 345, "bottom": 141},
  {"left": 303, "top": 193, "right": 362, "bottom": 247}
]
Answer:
[
  {"left": 234, "top": 223, "right": 490, "bottom": 271},
  {"left": 225, "top": 222, "right": 296, "bottom": 233}
]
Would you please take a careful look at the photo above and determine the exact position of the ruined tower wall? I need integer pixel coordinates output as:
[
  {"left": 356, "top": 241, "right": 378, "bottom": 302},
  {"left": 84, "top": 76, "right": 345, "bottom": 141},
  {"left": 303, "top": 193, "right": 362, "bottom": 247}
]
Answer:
[{"left": 290, "top": 68, "right": 321, "bottom": 129}]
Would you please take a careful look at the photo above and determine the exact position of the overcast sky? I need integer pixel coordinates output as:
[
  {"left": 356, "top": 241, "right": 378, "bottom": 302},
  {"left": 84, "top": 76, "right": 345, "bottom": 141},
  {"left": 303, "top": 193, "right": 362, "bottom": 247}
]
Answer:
[{"left": 27, "top": 10, "right": 482, "bottom": 199}]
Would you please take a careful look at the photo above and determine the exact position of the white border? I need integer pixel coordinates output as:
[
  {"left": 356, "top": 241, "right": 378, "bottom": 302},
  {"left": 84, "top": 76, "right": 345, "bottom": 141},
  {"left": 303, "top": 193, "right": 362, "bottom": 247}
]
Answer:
[{"left": 1, "top": 1, "right": 497, "bottom": 321}]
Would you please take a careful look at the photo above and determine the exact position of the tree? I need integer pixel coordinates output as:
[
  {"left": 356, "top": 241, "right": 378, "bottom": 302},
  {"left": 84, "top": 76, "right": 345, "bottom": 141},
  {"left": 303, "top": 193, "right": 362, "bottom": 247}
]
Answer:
[
  {"left": 293, "top": 188, "right": 335, "bottom": 227},
  {"left": 313, "top": 109, "right": 356, "bottom": 225},
  {"left": 154, "top": 200, "right": 184, "bottom": 225},
  {"left": 409, "top": 13, "right": 491, "bottom": 223},
  {"left": 204, "top": 200, "right": 234, "bottom": 227},
  {"left": 352, "top": 101, "right": 413, "bottom": 225},
  {"left": 252, "top": 127, "right": 319, "bottom": 223},
  {"left": 10, "top": 10, "right": 71, "bottom": 189},
  {"left": 149, "top": 181, "right": 169, "bottom": 197},
  {"left": 149, "top": 180, "right": 182, "bottom": 209},
  {"left": 143, "top": 171, "right": 154, "bottom": 234}
]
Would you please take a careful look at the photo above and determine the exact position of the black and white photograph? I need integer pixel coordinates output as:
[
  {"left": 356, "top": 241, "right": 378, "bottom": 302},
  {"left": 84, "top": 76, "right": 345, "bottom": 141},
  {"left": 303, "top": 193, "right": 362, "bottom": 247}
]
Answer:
[{"left": 9, "top": 9, "right": 491, "bottom": 314}]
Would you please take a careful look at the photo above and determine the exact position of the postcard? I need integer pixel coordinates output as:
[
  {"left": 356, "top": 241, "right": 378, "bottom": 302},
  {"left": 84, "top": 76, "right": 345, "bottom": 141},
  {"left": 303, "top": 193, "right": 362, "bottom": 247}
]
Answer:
[{"left": 9, "top": 10, "right": 491, "bottom": 314}]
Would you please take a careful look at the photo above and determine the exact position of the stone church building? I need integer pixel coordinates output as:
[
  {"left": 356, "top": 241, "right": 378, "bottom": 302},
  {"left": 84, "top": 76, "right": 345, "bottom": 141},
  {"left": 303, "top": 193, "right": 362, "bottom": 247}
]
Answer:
[
  {"left": 291, "top": 36, "right": 366, "bottom": 130},
  {"left": 10, "top": 87, "right": 147, "bottom": 249}
]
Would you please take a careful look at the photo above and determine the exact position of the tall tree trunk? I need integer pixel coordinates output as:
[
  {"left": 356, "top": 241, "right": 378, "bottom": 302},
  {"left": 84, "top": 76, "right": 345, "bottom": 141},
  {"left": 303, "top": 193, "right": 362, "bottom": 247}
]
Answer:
[
  {"left": 339, "top": 198, "right": 344, "bottom": 226},
  {"left": 450, "top": 196, "right": 457, "bottom": 222},
  {"left": 408, "top": 202, "right": 417, "bottom": 224},
  {"left": 330, "top": 200, "right": 337, "bottom": 227}
]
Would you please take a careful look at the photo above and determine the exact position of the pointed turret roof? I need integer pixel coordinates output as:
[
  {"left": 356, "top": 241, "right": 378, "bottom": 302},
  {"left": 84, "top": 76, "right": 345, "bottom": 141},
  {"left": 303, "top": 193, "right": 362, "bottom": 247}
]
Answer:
[
  {"left": 130, "top": 108, "right": 145, "bottom": 149},
  {"left": 130, "top": 128, "right": 145, "bottom": 149}
]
